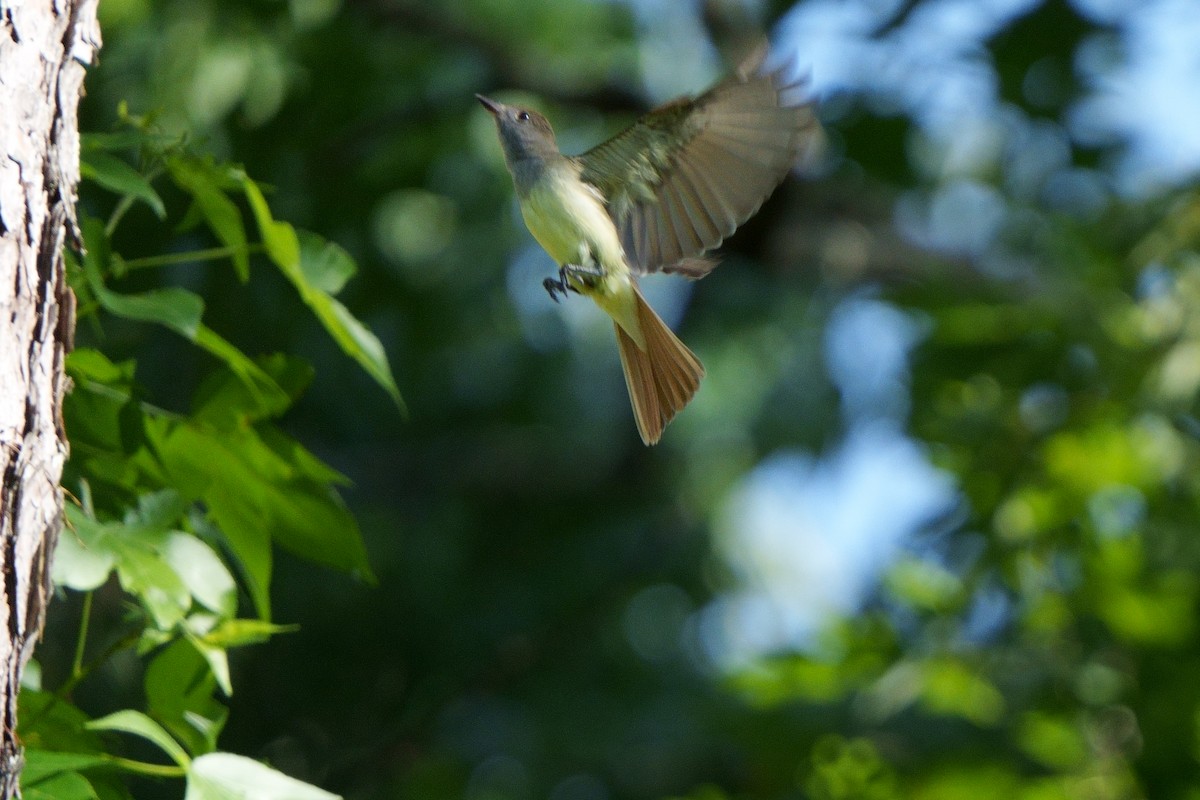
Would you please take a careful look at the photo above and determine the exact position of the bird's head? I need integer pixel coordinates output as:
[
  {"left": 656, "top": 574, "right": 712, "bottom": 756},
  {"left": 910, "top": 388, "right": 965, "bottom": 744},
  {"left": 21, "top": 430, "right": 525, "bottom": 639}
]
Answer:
[{"left": 476, "top": 95, "right": 559, "bottom": 165}]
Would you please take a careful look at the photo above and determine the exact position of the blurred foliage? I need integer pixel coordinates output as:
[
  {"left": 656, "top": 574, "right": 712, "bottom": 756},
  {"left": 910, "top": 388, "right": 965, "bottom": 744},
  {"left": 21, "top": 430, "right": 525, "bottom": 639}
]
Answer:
[{"left": 26, "top": 0, "right": 1200, "bottom": 798}]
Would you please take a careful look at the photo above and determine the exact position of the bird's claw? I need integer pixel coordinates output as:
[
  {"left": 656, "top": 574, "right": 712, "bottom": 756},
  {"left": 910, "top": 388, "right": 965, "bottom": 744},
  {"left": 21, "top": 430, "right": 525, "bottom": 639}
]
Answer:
[
  {"left": 543, "top": 276, "right": 568, "bottom": 303},
  {"left": 543, "top": 264, "right": 598, "bottom": 302},
  {"left": 545, "top": 263, "right": 606, "bottom": 302}
]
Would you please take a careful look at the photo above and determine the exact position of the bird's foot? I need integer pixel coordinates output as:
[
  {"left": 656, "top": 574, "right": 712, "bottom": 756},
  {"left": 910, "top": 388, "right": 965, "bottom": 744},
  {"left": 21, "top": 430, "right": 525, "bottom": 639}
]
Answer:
[
  {"left": 543, "top": 263, "right": 603, "bottom": 302},
  {"left": 543, "top": 275, "right": 569, "bottom": 303},
  {"left": 563, "top": 262, "right": 604, "bottom": 284}
]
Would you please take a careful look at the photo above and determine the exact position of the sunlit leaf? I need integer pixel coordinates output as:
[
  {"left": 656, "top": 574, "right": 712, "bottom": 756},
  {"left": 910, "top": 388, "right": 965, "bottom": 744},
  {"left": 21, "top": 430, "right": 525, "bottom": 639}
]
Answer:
[
  {"left": 57, "top": 505, "right": 193, "bottom": 630},
  {"left": 66, "top": 349, "right": 135, "bottom": 386},
  {"left": 910, "top": 765, "right": 1023, "bottom": 800},
  {"left": 77, "top": 224, "right": 285, "bottom": 409},
  {"left": 86, "top": 710, "right": 191, "bottom": 768},
  {"left": 53, "top": 516, "right": 116, "bottom": 592},
  {"left": 146, "top": 414, "right": 376, "bottom": 620},
  {"left": 94, "top": 284, "right": 205, "bottom": 338},
  {"left": 1044, "top": 422, "right": 1158, "bottom": 495},
  {"left": 185, "top": 753, "right": 340, "bottom": 800},
  {"left": 805, "top": 735, "right": 897, "bottom": 800},
  {"left": 886, "top": 558, "right": 963, "bottom": 611},
  {"left": 163, "top": 533, "right": 237, "bottom": 618},
  {"left": 186, "top": 636, "right": 233, "bottom": 697},
  {"left": 197, "top": 619, "right": 298, "bottom": 649},
  {"left": 728, "top": 658, "right": 848, "bottom": 706},
  {"left": 115, "top": 544, "right": 192, "bottom": 630}
]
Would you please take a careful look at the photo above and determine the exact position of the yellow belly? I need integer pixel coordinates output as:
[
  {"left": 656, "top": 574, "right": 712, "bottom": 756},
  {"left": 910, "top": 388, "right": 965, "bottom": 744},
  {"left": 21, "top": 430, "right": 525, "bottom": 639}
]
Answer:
[
  {"left": 519, "top": 170, "right": 643, "bottom": 348},
  {"left": 520, "top": 171, "right": 624, "bottom": 269}
]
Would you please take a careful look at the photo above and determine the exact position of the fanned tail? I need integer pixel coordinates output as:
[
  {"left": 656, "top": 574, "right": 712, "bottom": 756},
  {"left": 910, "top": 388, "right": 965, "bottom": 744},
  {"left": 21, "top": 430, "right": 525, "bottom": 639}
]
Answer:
[{"left": 614, "top": 286, "right": 705, "bottom": 445}]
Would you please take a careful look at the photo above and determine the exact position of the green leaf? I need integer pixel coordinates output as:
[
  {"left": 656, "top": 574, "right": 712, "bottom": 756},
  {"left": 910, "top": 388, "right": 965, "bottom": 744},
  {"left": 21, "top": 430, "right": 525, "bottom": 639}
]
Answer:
[
  {"left": 145, "top": 415, "right": 375, "bottom": 620},
  {"left": 146, "top": 418, "right": 274, "bottom": 618},
  {"left": 886, "top": 557, "right": 963, "bottom": 611},
  {"left": 18, "top": 691, "right": 107, "bottom": 754},
  {"left": 185, "top": 753, "right": 341, "bottom": 800},
  {"left": 257, "top": 426, "right": 349, "bottom": 487},
  {"left": 115, "top": 544, "right": 192, "bottom": 630},
  {"left": 169, "top": 159, "right": 250, "bottom": 281},
  {"left": 189, "top": 507, "right": 273, "bottom": 625},
  {"left": 191, "top": 325, "right": 291, "bottom": 412},
  {"left": 57, "top": 505, "right": 194, "bottom": 630},
  {"left": 80, "top": 151, "right": 166, "bottom": 219},
  {"left": 238, "top": 177, "right": 403, "bottom": 412},
  {"left": 22, "top": 771, "right": 98, "bottom": 800},
  {"left": 192, "top": 354, "right": 314, "bottom": 427},
  {"left": 146, "top": 640, "right": 228, "bottom": 755},
  {"left": 94, "top": 284, "right": 205, "bottom": 339},
  {"left": 186, "top": 635, "right": 233, "bottom": 697},
  {"left": 69, "top": 266, "right": 288, "bottom": 409},
  {"left": 307, "top": 294, "right": 404, "bottom": 414},
  {"left": 54, "top": 512, "right": 116, "bottom": 591},
  {"left": 65, "top": 349, "right": 135, "bottom": 386},
  {"left": 82, "top": 217, "right": 204, "bottom": 339},
  {"left": 298, "top": 230, "right": 356, "bottom": 294},
  {"left": 63, "top": 350, "right": 141, "bottom": 455},
  {"left": 200, "top": 490, "right": 275, "bottom": 623},
  {"left": 21, "top": 751, "right": 109, "bottom": 784},
  {"left": 241, "top": 176, "right": 300, "bottom": 269},
  {"left": 164, "top": 534, "right": 237, "bottom": 618},
  {"left": 22, "top": 659, "right": 41, "bottom": 691},
  {"left": 131, "top": 489, "right": 189, "bottom": 531},
  {"left": 86, "top": 711, "right": 191, "bottom": 768},
  {"left": 153, "top": 418, "right": 374, "bottom": 576},
  {"left": 198, "top": 619, "right": 298, "bottom": 649}
]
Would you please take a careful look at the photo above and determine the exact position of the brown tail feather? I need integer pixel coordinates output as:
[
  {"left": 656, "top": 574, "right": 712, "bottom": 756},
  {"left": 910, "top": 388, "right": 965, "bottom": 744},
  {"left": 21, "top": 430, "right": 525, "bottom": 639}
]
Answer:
[{"left": 614, "top": 287, "right": 705, "bottom": 445}]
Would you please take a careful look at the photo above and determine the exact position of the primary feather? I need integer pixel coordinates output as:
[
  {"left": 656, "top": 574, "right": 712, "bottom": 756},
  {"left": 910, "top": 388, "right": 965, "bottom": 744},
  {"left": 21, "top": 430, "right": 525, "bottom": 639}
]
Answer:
[{"left": 575, "top": 46, "right": 818, "bottom": 276}]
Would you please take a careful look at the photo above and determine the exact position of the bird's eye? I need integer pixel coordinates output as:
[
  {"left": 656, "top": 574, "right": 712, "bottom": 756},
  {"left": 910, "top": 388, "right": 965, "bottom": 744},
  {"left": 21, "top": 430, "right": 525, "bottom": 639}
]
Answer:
[{"left": 517, "top": 111, "right": 530, "bottom": 122}]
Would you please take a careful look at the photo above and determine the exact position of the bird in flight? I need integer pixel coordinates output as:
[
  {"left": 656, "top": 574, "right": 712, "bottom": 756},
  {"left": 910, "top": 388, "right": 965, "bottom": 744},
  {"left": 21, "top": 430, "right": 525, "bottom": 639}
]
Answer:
[{"left": 479, "top": 46, "right": 818, "bottom": 444}]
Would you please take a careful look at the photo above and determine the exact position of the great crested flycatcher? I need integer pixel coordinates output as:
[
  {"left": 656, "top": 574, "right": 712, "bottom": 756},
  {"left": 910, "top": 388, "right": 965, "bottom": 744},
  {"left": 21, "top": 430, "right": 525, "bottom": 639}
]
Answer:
[{"left": 478, "top": 46, "right": 817, "bottom": 445}]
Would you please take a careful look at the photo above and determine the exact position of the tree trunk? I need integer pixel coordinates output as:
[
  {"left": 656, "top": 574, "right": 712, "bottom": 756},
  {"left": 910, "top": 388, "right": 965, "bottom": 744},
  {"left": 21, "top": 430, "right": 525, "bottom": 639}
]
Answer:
[{"left": 0, "top": 0, "right": 100, "bottom": 795}]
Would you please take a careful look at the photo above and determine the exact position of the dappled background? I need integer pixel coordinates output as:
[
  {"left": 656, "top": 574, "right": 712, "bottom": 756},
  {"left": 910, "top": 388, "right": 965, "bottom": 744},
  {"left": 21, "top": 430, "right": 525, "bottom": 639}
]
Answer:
[{"left": 52, "top": 0, "right": 1200, "bottom": 797}]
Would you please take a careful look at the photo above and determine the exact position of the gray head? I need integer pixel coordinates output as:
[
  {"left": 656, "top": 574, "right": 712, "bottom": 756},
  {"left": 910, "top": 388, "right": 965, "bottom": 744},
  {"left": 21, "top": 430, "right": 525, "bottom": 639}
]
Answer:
[{"left": 476, "top": 95, "right": 560, "bottom": 167}]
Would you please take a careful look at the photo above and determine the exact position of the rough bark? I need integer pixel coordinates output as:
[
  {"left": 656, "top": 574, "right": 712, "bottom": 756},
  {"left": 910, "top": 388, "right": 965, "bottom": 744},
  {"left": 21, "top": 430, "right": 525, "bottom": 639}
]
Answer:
[{"left": 0, "top": 0, "right": 100, "bottom": 795}]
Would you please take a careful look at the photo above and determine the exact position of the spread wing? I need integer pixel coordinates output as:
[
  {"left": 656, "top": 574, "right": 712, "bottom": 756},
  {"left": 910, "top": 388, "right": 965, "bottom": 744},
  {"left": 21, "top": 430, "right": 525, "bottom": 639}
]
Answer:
[{"left": 575, "top": 47, "right": 818, "bottom": 276}]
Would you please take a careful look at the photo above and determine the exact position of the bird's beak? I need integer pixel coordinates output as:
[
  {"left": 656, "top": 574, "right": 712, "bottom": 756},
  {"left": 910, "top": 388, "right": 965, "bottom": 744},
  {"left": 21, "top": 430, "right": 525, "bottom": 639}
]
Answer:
[{"left": 476, "top": 94, "right": 502, "bottom": 116}]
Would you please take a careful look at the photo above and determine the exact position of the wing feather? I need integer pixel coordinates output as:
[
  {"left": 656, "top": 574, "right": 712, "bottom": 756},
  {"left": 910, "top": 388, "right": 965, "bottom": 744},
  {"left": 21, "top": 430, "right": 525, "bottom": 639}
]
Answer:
[
  {"left": 576, "top": 45, "right": 819, "bottom": 275},
  {"left": 659, "top": 179, "right": 705, "bottom": 259},
  {"left": 670, "top": 162, "right": 723, "bottom": 244}
]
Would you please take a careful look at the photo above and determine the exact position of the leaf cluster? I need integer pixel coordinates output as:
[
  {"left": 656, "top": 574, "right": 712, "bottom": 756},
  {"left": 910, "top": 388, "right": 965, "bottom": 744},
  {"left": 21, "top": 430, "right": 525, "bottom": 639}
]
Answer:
[{"left": 21, "top": 114, "right": 401, "bottom": 800}]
